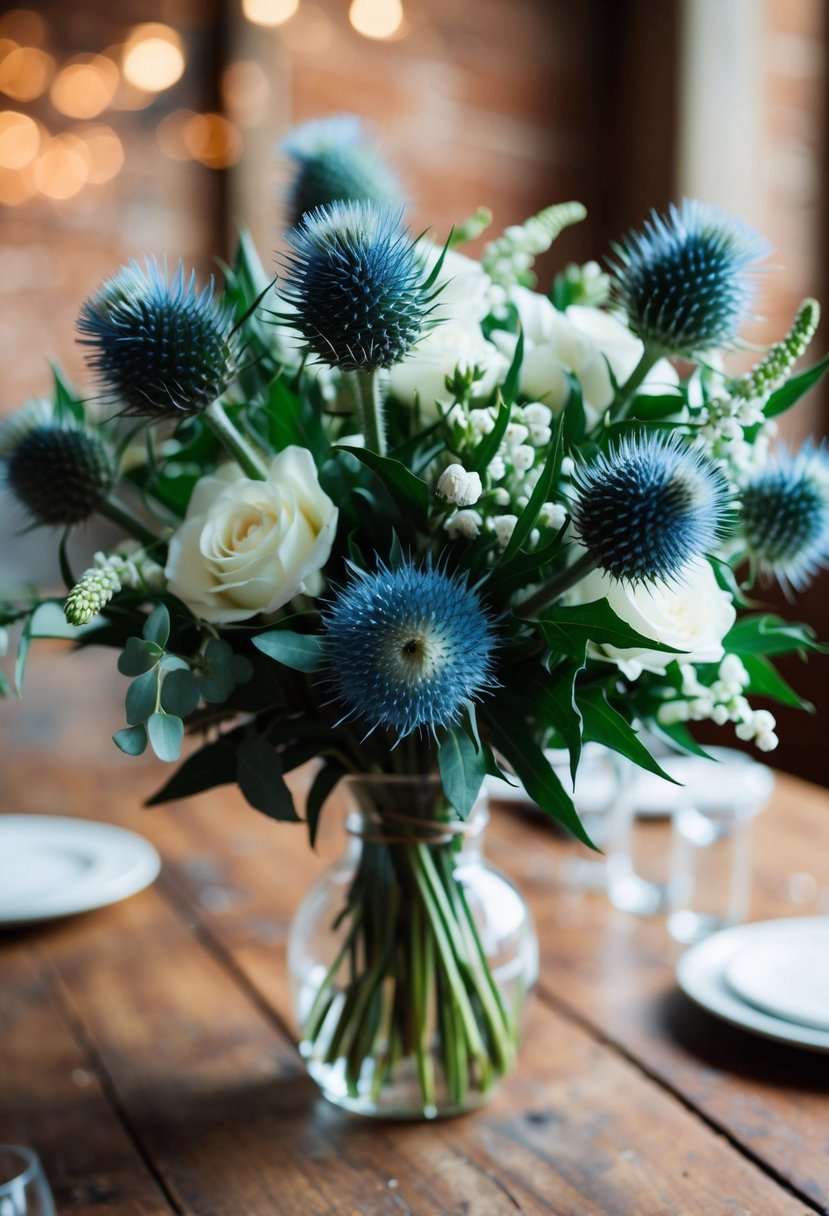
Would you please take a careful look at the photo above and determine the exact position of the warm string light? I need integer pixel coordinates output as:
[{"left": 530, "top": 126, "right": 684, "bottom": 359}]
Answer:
[
  {"left": 50, "top": 55, "right": 119, "bottom": 119},
  {"left": 122, "top": 23, "right": 185, "bottom": 93},
  {"left": 242, "top": 0, "right": 299, "bottom": 27},
  {"left": 348, "top": 0, "right": 405, "bottom": 40}
]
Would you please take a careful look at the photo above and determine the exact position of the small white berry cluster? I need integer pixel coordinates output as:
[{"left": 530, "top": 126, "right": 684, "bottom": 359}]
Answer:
[
  {"left": 556, "top": 260, "right": 611, "bottom": 308},
  {"left": 482, "top": 202, "right": 587, "bottom": 299},
  {"left": 657, "top": 655, "right": 778, "bottom": 751},
  {"left": 440, "top": 400, "right": 568, "bottom": 550},
  {"left": 64, "top": 545, "right": 164, "bottom": 627},
  {"left": 695, "top": 394, "right": 776, "bottom": 475}
]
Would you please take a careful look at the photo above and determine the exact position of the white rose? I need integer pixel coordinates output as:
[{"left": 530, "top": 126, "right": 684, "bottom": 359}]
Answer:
[
  {"left": 165, "top": 447, "right": 338, "bottom": 624},
  {"left": 418, "top": 246, "right": 493, "bottom": 324},
  {"left": 491, "top": 290, "right": 678, "bottom": 419},
  {"left": 570, "top": 558, "right": 736, "bottom": 678},
  {"left": 387, "top": 319, "right": 507, "bottom": 415}
]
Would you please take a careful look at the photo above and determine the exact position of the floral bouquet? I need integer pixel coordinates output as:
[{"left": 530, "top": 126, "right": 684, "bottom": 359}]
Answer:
[{"left": 2, "top": 115, "right": 827, "bottom": 1118}]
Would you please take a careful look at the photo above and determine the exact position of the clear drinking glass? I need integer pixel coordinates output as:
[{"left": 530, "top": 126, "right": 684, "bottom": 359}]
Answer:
[
  {"left": 667, "top": 789, "right": 764, "bottom": 944},
  {"left": 551, "top": 744, "right": 628, "bottom": 891},
  {"left": 0, "top": 1147, "right": 56, "bottom": 1216},
  {"left": 605, "top": 759, "right": 674, "bottom": 916}
]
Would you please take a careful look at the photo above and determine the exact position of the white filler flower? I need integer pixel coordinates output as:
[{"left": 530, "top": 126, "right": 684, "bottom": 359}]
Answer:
[{"left": 436, "top": 463, "right": 482, "bottom": 507}]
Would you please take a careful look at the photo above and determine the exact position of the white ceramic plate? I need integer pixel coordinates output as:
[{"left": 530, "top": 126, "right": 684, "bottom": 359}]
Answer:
[
  {"left": 676, "top": 917, "right": 829, "bottom": 1052},
  {"left": 725, "top": 920, "right": 829, "bottom": 1032},
  {"left": 0, "top": 815, "right": 161, "bottom": 926}
]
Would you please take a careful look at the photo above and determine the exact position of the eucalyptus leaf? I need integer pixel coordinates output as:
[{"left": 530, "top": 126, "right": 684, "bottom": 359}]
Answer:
[
  {"left": 253, "top": 629, "right": 322, "bottom": 673},
  {"left": 147, "top": 711, "right": 184, "bottom": 762},
  {"left": 118, "top": 636, "right": 162, "bottom": 676},
  {"left": 113, "top": 723, "right": 148, "bottom": 756},
  {"left": 126, "top": 668, "right": 159, "bottom": 725},
  {"left": 160, "top": 668, "right": 201, "bottom": 717},
  {"left": 143, "top": 604, "right": 170, "bottom": 648}
]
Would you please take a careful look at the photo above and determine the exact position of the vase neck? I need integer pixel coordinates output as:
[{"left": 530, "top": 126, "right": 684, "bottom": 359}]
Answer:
[{"left": 342, "top": 774, "right": 488, "bottom": 858}]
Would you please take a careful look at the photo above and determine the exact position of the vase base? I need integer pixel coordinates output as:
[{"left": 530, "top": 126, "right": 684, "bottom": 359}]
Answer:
[{"left": 304, "top": 1052, "right": 500, "bottom": 1121}]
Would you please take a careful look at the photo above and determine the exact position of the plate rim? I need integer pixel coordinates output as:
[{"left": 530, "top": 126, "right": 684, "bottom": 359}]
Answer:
[
  {"left": 676, "top": 916, "right": 829, "bottom": 1053},
  {"left": 0, "top": 814, "right": 161, "bottom": 925}
]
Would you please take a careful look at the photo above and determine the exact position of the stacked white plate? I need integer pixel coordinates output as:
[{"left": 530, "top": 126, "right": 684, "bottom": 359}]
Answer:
[
  {"left": 0, "top": 815, "right": 161, "bottom": 927},
  {"left": 676, "top": 916, "right": 829, "bottom": 1052}
]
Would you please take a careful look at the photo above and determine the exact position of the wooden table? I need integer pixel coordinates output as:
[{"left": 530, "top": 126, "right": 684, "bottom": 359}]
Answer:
[{"left": 2, "top": 651, "right": 829, "bottom": 1215}]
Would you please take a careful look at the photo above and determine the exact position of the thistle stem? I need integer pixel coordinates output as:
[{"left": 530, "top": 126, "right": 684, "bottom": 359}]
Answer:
[
  {"left": 205, "top": 400, "right": 268, "bottom": 480},
  {"left": 609, "top": 346, "right": 661, "bottom": 422},
  {"left": 517, "top": 551, "right": 597, "bottom": 618},
  {"left": 353, "top": 369, "right": 387, "bottom": 456},
  {"left": 99, "top": 497, "right": 161, "bottom": 550}
]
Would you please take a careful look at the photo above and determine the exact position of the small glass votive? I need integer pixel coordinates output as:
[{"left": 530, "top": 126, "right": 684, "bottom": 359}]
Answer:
[
  {"left": 667, "top": 791, "right": 763, "bottom": 945},
  {"left": 0, "top": 1146, "right": 56, "bottom": 1216},
  {"left": 553, "top": 744, "right": 629, "bottom": 891},
  {"left": 605, "top": 764, "right": 674, "bottom": 916}
]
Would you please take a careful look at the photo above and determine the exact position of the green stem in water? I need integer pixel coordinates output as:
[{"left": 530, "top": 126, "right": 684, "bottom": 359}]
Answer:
[
  {"left": 99, "top": 497, "right": 161, "bottom": 550},
  {"left": 353, "top": 368, "right": 387, "bottom": 456},
  {"left": 517, "top": 550, "right": 597, "bottom": 619},
  {"left": 205, "top": 399, "right": 268, "bottom": 480},
  {"left": 609, "top": 345, "right": 661, "bottom": 422}
]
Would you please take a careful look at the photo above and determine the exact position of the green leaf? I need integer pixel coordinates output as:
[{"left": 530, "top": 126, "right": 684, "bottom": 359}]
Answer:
[
  {"left": 146, "top": 726, "right": 245, "bottom": 805},
  {"left": 646, "top": 718, "right": 715, "bottom": 760},
  {"left": 236, "top": 733, "right": 300, "bottom": 821},
  {"left": 143, "top": 604, "right": 170, "bottom": 648},
  {"left": 628, "top": 392, "right": 685, "bottom": 422},
  {"left": 113, "top": 724, "right": 148, "bottom": 756},
  {"left": 118, "top": 636, "right": 162, "bottom": 676},
  {"left": 469, "top": 395, "right": 511, "bottom": 475},
  {"left": 561, "top": 372, "right": 586, "bottom": 447},
  {"left": 501, "top": 329, "right": 524, "bottom": 408},
  {"left": 126, "top": 668, "right": 159, "bottom": 725},
  {"left": 524, "top": 663, "right": 584, "bottom": 783},
  {"left": 253, "top": 629, "right": 322, "bottom": 673},
  {"left": 306, "top": 762, "right": 346, "bottom": 848},
  {"left": 724, "top": 614, "right": 825, "bottom": 657},
  {"left": 499, "top": 415, "right": 564, "bottom": 563},
  {"left": 147, "top": 712, "right": 184, "bottom": 762},
  {"left": 337, "top": 446, "right": 429, "bottom": 526},
  {"left": 740, "top": 653, "right": 813, "bottom": 711},
  {"left": 536, "top": 599, "right": 684, "bottom": 662},
  {"left": 484, "top": 703, "right": 595, "bottom": 847},
  {"left": 764, "top": 352, "right": 829, "bottom": 419},
  {"left": 160, "top": 668, "right": 201, "bottom": 717},
  {"left": 577, "top": 686, "right": 678, "bottom": 783},
  {"left": 51, "top": 362, "right": 84, "bottom": 423},
  {"left": 438, "top": 726, "right": 487, "bottom": 819},
  {"left": 14, "top": 612, "right": 33, "bottom": 695}
]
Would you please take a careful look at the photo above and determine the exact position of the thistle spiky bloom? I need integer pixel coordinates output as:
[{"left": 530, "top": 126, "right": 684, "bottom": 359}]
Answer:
[
  {"left": 740, "top": 442, "right": 829, "bottom": 590},
  {"left": 282, "top": 114, "right": 403, "bottom": 228},
  {"left": 78, "top": 259, "right": 239, "bottom": 418},
  {"left": 733, "top": 298, "right": 821, "bottom": 401},
  {"left": 322, "top": 561, "right": 496, "bottom": 738},
  {"left": 5, "top": 422, "right": 116, "bottom": 526},
  {"left": 612, "top": 200, "right": 771, "bottom": 355},
  {"left": 570, "top": 433, "right": 731, "bottom": 583},
  {"left": 279, "top": 201, "right": 433, "bottom": 371}
]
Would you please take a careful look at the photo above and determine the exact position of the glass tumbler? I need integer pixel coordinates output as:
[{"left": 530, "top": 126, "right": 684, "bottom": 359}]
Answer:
[
  {"left": 667, "top": 788, "right": 764, "bottom": 944},
  {"left": 0, "top": 1147, "right": 55, "bottom": 1216}
]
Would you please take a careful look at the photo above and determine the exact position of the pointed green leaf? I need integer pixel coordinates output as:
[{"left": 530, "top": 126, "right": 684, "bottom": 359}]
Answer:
[
  {"left": 764, "top": 352, "right": 829, "bottom": 419},
  {"left": 724, "top": 613, "right": 825, "bottom": 657},
  {"left": 236, "top": 733, "right": 300, "bottom": 821},
  {"left": 438, "top": 726, "right": 487, "bottom": 819},
  {"left": 469, "top": 395, "right": 512, "bottom": 475},
  {"left": 577, "top": 686, "right": 679, "bottom": 783},
  {"left": 337, "top": 446, "right": 428, "bottom": 525},
  {"left": 499, "top": 415, "right": 564, "bottom": 563},
  {"left": 740, "top": 653, "right": 813, "bottom": 711},
  {"left": 253, "top": 629, "right": 322, "bottom": 673},
  {"left": 146, "top": 726, "right": 245, "bottom": 805},
  {"left": 306, "top": 762, "right": 346, "bottom": 848},
  {"left": 536, "top": 599, "right": 684, "bottom": 662}
]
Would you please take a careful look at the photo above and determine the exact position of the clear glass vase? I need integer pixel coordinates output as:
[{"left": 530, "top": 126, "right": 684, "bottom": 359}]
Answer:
[{"left": 288, "top": 774, "right": 539, "bottom": 1119}]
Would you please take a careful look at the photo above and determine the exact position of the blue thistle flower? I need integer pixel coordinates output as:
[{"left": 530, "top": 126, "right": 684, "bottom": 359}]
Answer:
[
  {"left": 570, "top": 432, "right": 731, "bottom": 583},
  {"left": 740, "top": 442, "right": 829, "bottom": 590},
  {"left": 322, "top": 561, "right": 496, "bottom": 738},
  {"left": 279, "top": 201, "right": 433, "bottom": 371},
  {"left": 612, "top": 200, "right": 771, "bottom": 355},
  {"left": 5, "top": 423, "right": 116, "bottom": 526},
  {"left": 78, "top": 259, "right": 239, "bottom": 418},
  {"left": 282, "top": 114, "right": 403, "bottom": 228}
]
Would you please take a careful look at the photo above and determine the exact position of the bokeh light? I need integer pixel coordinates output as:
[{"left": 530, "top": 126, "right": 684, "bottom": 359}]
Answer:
[
  {"left": 122, "top": 23, "right": 185, "bottom": 93},
  {"left": 0, "top": 110, "right": 41, "bottom": 169},
  {"left": 348, "top": 0, "right": 404, "bottom": 39},
  {"left": 33, "top": 131, "right": 90, "bottom": 200},
  {"left": 280, "top": 5, "right": 334, "bottom": 54},
  {"left": 156, "top": 107, "right": 197, "bottom": 160},
  {"left": 183, "top": 111, "right": 242, "bottom": 169},
  {"left": 242, "top": 0, "right": 299, "bottom": 27},
  {"left": 0, "top": 46, "right": 54, "bottom": 102},
  {"left": 73, "top": 123, "right": 124, "bottom": 184},
  {"left": 50, "top": 54, "right": 119, "bottom": 120},
  {"left": 221, "top": 60, "right": 270, "bottom": 129},
  {"left": 0, "top": 10, "right": 48, "bottom": 47},
  {"left": 0, "top": 161, "right": 36, "bottom": 205}
]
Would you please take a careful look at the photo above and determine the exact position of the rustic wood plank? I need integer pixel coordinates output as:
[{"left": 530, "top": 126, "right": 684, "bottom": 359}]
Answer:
[
  {"left": 0, "top": 941, "right": 174, "bottom": 1215},
  {"left": 33, "top": 871, "right": 812, "bottom": 1216}
]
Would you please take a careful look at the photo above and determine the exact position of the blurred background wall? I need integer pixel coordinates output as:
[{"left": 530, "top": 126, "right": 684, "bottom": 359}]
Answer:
[{"left": 0, "top": 0, "right": 826, "bottom": 783}]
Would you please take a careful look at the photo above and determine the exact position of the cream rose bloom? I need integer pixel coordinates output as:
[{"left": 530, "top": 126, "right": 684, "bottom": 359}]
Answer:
[
  {"left": 571, "top": 558, "right": 736, "bottom": 679},
  {"left": 387, "top": 319, "right": 507, "bottom": 415},
  {"left": 165, "top": 446, "right": 338, "bottom": 623}
]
